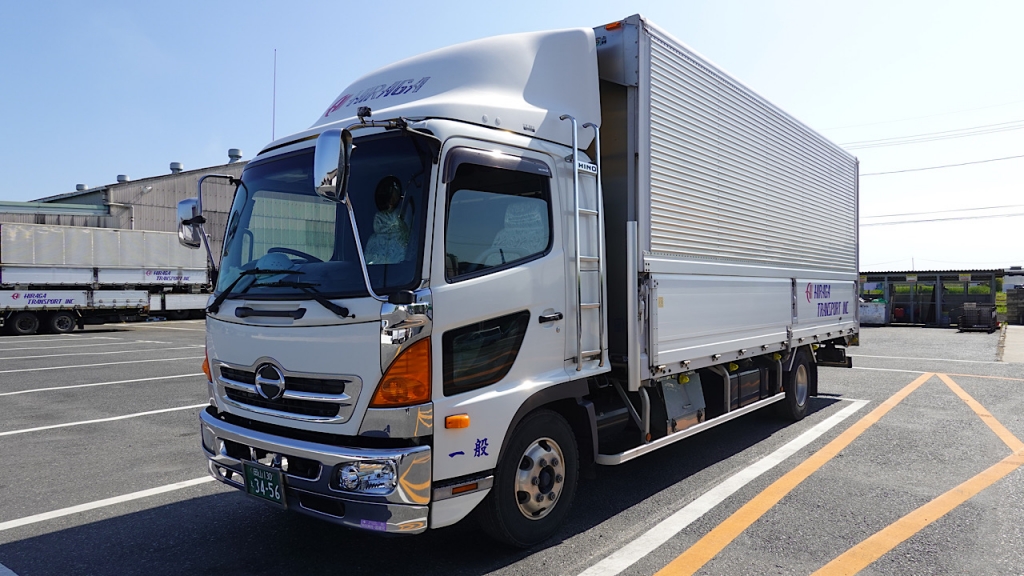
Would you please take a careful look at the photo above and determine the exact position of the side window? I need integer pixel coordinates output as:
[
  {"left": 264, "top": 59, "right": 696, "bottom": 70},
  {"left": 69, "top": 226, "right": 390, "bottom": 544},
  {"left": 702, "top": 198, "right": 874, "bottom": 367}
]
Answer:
[
  {"left": 443, "top": 311, "right": 531, "bottom": 396},
  {"left": 445, "top": 162, "right": 551, "bottom": 281}
]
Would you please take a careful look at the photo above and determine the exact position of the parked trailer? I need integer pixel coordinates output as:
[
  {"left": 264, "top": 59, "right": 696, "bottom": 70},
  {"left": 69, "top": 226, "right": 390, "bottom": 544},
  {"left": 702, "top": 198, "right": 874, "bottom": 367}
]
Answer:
[
  {"left": 0, "top": 223, "right": 210, "bottom": 334},
  {"left": 180, "top": 14, "right": 858, "bottom": 546}
]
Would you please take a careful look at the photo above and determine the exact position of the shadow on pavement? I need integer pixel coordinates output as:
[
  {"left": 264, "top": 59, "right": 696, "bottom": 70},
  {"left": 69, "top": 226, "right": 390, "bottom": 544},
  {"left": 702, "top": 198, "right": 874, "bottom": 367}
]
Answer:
[{"left": 0, "top": 398, "right": 841, "bottom": 576}]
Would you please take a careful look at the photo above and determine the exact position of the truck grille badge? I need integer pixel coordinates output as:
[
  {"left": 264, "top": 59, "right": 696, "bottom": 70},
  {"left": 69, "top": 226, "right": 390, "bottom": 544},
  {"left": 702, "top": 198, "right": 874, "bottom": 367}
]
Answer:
[{"left": 254, "top": 363, "right": 286, "bottom": 400}]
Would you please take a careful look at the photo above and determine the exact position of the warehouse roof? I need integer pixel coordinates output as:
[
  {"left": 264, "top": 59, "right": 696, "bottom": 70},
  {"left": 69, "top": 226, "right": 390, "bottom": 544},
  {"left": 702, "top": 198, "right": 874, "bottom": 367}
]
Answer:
[
  {"left": 32, "top": 160, "right": 249, "bottom": 204},
  {"left": 861, "top": 269, "right": 1005, "bottom": 276}
]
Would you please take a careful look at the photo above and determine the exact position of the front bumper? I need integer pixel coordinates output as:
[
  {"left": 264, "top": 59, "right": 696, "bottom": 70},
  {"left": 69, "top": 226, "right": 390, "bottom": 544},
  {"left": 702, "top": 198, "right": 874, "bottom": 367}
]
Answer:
[{"left": 200, "top": 407, "right": 431, "bottom": 534}]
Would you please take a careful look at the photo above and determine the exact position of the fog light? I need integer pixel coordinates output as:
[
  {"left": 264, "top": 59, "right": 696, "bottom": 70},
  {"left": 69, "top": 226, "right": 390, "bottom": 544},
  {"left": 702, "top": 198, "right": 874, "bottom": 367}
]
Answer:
[{"left": 335, "top": 460, "right": 398, "bottom": 495}]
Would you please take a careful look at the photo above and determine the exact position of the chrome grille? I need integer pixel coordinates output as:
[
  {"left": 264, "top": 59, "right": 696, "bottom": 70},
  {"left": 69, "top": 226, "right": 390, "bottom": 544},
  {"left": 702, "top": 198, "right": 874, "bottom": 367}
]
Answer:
[{"left": 215, "top": 361, "right": 360, "bottom": 423}]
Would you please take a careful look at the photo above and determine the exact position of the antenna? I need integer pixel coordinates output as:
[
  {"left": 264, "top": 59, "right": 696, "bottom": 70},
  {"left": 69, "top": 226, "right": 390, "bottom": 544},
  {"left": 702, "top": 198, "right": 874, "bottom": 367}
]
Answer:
[{"left": 272, "top": 48, "right": 277, "bottom": 140}]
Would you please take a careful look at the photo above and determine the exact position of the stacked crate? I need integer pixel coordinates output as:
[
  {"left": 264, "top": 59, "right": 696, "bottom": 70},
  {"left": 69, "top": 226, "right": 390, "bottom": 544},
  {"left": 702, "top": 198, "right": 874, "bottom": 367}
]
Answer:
[{"left": 1007, "top": 288, "right": 1024, "bottom": 325}]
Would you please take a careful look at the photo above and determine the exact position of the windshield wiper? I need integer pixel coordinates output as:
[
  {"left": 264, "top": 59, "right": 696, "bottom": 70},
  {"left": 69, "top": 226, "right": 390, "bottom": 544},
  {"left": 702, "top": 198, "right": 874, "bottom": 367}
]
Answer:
[
  {"left": 252, "top": 280, "right": 352, "bottom": 319},
  {"left": 207, "top": 268, "right": 305, "bottom": 313}
]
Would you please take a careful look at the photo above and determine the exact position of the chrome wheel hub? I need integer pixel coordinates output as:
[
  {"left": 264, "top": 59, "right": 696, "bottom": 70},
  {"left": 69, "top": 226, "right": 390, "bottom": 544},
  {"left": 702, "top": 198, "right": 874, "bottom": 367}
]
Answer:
[
  {"left": 514, "top": 437, "right": 565, "bottom": 520},
  {"left": 795, "top": 364, "right": 809, "bottom": 406}
]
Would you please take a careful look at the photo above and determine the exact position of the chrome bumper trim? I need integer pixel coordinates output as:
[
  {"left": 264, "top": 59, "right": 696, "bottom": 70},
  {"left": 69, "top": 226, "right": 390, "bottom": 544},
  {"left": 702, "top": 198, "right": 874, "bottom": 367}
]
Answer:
[{"left": 200, "top": 408, "right": 431, "bottom": 534}]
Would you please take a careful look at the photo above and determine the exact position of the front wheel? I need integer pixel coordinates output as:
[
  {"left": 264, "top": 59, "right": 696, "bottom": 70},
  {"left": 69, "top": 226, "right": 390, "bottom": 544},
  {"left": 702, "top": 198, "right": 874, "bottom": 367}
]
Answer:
[{"left": 477, "top": 410, "right": 579, "bottom": 548}]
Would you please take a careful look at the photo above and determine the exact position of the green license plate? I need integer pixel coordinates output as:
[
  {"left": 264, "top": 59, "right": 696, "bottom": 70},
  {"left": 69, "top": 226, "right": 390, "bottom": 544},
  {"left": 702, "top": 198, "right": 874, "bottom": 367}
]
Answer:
[{"left": 243, "top": 462, "right": 286, "bottom": 507}]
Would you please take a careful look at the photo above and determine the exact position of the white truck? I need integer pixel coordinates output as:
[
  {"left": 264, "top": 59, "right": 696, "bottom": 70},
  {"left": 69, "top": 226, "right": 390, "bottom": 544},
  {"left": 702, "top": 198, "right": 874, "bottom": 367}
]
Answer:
[
  {"left": 0, "top": 223, "right": 209, "bottom": 335},
  {"left": 181, "top": 14, "right": 858, "bottom": 546}
]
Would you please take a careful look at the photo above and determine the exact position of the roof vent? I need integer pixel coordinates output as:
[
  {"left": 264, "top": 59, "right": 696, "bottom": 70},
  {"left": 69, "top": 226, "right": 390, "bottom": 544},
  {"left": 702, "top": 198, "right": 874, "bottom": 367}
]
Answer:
[
  {"left": 228, "top": 148, "right": 243, "bottom": 163},
  {"left": 75, "top": 184, "right": 88, "bottom": 191},
  {"left": 170, "top": 162, "right": 183, "bottom": 174},
  {"left": 116, "top": 174, "right": 130, "bottom": 183}
]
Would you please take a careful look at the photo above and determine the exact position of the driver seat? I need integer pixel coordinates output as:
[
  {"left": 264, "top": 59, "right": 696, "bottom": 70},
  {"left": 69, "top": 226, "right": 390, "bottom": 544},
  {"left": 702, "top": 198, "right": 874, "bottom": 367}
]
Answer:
[{"left": 483, "top": 201, "right": 547, "bottom": 266}]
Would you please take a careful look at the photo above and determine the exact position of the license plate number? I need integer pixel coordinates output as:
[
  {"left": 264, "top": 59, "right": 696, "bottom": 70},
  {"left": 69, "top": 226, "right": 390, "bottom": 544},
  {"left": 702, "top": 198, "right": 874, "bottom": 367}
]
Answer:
[{"left": 243, "top": 462, "right": 285, "bottom": 507}]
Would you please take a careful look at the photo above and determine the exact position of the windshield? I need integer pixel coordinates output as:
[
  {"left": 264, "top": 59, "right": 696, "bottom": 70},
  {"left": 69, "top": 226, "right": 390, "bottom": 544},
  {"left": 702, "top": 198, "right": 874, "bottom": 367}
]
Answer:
[{"left": 217, "top": 131, "right": 434, "bottom": 299}]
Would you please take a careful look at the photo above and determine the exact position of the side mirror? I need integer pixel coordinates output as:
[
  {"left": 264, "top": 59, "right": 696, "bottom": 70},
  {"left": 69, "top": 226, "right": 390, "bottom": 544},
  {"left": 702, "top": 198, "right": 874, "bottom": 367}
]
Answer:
[
  {"left": 177, "top": 198, "right": 202, "bottom": 249},
  {"left": 314, "top": 128, "right": 353, "bottom": 202}
]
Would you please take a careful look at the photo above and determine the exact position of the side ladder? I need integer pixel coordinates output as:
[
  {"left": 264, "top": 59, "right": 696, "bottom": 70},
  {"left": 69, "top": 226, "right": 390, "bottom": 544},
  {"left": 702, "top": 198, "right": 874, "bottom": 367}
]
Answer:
[{"left": 560, "top": 115, "right": 607, "bottom": 371}]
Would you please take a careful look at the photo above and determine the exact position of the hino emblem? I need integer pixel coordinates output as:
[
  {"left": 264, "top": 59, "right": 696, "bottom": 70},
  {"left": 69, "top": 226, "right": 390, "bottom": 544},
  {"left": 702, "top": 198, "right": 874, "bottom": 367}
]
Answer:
[{"left": 254, "top": 363, "right": 286, "bottom": 401}]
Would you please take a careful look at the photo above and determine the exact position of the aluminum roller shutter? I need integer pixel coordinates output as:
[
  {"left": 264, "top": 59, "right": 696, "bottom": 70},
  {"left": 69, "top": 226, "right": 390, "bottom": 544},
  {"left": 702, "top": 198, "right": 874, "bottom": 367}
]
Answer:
[{"left": 645, "top": 26, "right": 856, "bottom": 273}]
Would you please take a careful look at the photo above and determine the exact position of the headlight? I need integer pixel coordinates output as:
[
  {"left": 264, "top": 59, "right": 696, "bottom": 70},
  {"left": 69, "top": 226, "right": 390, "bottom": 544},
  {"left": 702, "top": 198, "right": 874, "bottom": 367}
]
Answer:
[{"left": 335, "top": 460, "right": 398, "bottom": 495}]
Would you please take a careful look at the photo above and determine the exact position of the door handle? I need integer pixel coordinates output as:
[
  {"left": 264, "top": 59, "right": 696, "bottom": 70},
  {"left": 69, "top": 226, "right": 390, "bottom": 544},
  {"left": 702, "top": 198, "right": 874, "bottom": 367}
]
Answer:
[{"left": 538, "top": 312, "right": 563, "bottom": 324}]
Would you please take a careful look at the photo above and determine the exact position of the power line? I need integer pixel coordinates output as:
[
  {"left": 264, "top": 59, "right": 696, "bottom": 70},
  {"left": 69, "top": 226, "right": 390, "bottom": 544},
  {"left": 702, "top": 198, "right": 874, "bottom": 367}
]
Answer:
[
  {"left": 821, "top": 97, "right": 1024, "bottom": 131},
  {"left": 861, "top": 154, "right": 1024, "bottom": 176},
  {"left": 862, "top": 204, "right": 1024, "bottom": 219},
  {"left": 860, "top": 212, "right": 1024, "bottom": 226},
  {"left": 841, "top": 120, "right": 1024, "bottom": 150}
]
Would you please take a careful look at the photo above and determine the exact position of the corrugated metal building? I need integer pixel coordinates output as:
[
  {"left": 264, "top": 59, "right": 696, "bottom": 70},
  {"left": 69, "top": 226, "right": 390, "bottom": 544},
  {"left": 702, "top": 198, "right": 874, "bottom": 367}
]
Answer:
[{"left": 16, "top": 157, "right": 248, "bottom": 263}]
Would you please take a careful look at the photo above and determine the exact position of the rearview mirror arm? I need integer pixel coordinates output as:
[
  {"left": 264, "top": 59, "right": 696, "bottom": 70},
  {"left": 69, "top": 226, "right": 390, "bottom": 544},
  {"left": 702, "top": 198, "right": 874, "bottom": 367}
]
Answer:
[{"left": 194, "top": 174, "right": 239, "bottom": 278}]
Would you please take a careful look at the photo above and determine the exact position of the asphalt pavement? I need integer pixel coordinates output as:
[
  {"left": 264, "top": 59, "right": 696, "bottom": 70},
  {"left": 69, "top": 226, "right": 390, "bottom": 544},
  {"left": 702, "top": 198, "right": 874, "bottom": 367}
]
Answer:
[{"left": 0, "top": 323, "right": 1021, "bottom": 575}]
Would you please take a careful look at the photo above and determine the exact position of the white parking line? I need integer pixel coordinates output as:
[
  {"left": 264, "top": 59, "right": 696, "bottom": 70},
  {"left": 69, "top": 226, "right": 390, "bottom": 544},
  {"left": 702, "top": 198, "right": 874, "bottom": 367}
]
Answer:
[
  {"left": 0, "top": 403, "right": 208, "bottom": 437},
  {"left": 126, "top": 325, "right": 206, "bottom": 331},
  {"left": 577, "top": 399, "right": 869, "bottom": 576},
  {"left": 0, "top": 373, "right": 204, "bottom": 397},
  {"left": 0, "top": 345, "right": 203, "bottom": 361},
  {"left": 850, "top": 354, "right": 1000, "bottom": 364},
  {"left": 0, "top": 356, "right": 204, "bottom": 374},
  {"left": 0, "top": 476, "right": 216, "bottom": 533},
  {"left": 0, "top": 340, "right": 169, "bottom": 352},
  {"left": 0, "top": 335, "right": 122, "bottom": 345},
  {"left": 851, "top": 366, "right": 927, "bottom": 374}
]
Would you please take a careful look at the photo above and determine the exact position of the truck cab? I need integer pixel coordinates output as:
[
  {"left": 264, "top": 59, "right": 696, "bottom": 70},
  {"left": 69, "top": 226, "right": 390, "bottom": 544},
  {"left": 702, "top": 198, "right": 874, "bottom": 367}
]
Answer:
[{"left": 190, "top": 27, "right": 606, "bottom": 544}]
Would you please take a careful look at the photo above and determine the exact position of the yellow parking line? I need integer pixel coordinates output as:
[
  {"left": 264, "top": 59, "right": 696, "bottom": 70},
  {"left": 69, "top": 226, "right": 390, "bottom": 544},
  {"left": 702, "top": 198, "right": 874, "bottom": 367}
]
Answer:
[
  {"left": 814, "top": 448, "right": 1024, "bottom": 575},
  {"left": 813, "top": 374, "right": 1024, "bottom": 575},
  {"left": 654, "top": 372, "right": 936, "bottom": 576},
  {"left": 938, "top": 374, "right": 1024, "bottom": 452}
]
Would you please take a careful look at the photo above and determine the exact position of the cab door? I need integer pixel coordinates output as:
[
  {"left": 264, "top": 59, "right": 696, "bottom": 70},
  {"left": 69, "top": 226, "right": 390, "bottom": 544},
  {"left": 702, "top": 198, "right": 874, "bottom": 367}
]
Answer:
[{"left": 429, "top": 141, "right": 567, "bottom": 483}]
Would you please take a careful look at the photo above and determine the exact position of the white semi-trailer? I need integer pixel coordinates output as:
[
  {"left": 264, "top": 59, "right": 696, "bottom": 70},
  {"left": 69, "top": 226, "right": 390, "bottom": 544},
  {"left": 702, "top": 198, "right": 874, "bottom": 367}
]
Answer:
[
  {"left": 1, "top": 223, "right": 209, "bottom": 334},
  {"left": 181, "top": 14, "right": 858, "bottom": 546}
]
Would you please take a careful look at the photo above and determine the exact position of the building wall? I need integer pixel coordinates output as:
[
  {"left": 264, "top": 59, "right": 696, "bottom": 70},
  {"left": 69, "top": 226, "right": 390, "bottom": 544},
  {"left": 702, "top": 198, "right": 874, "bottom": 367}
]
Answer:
[{"left": 104, "top": 163, "right": 245, "bottom": 261}]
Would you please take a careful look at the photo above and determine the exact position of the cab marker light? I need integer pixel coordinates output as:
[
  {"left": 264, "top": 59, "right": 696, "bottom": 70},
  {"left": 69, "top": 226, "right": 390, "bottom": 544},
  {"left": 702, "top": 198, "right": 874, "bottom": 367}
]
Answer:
[{"left": 445, "top": 414, "right": 471, "bottom": 429}]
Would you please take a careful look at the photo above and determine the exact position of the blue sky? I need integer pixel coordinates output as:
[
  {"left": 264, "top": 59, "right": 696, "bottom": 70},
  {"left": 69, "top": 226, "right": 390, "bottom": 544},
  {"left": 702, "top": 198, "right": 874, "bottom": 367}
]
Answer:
[{"left": 2, "top": 1, "right": 1023, "bottom": 270}]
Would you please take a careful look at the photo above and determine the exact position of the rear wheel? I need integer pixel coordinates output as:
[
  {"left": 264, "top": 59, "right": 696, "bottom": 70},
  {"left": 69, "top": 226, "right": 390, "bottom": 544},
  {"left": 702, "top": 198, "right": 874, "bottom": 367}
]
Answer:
[
  {"left": 9, "top": 312, "right": 40, "bottom": 336},
  {"left": 47, "top": 311, "right": 76, "bottom": 334},
  {"left": 477, "top": 410, "right": 579, "bottom": 548},
  {"left": 779, "top": 348, "right": 814, "bottom": 421}
]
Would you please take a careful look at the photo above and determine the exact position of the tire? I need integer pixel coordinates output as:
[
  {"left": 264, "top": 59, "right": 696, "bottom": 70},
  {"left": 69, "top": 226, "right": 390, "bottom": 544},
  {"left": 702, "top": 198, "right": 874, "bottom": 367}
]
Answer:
[
  {"left": 47, "top": 311, "right": 77, "bottom": 334},
  {"left": 779, "top": 347, "right": 814, "bottom": 421},
  {"left": 9, "top": 312, "right": 40, "bottom": 336},
  {"left": 477, "top": 410, "right": 579, "bottom": 548}
]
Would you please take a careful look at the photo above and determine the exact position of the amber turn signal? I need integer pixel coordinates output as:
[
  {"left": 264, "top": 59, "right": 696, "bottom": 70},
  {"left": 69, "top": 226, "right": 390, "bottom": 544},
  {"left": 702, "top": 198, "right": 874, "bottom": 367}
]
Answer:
[
  {"left": 445, "top": 414, "right": 470, "bottom": 429},
  {"left": 370, "top": 338, "right": 431, "bottom": 407},
  {"left": 202, "top": 353, "right": 211, "bottom": 382}
]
